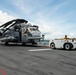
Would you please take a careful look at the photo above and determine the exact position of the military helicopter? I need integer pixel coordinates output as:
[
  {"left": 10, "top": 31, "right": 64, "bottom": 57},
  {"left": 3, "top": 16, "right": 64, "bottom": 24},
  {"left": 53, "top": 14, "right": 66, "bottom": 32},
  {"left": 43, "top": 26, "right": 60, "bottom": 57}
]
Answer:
[{"left": 0, "top": 19, "right": 44, "bottom": 45}]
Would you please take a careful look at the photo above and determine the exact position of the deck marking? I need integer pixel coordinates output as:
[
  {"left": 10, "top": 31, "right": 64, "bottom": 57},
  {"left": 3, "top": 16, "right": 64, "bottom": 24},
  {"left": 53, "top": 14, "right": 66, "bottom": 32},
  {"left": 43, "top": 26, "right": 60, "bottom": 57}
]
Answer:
[
  {"left": 0, "top": 69, "right": 7, "bottom": 75},
  {"left": 28, "top": 48, "right": 52, "bottom": 51}
]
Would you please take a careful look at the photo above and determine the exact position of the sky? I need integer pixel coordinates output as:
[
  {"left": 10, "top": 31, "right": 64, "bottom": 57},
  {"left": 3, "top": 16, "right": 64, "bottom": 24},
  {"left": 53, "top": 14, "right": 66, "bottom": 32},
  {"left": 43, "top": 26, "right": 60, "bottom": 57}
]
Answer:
[{"left": 0, "top": 0, "right": 76, "bottom": 39}]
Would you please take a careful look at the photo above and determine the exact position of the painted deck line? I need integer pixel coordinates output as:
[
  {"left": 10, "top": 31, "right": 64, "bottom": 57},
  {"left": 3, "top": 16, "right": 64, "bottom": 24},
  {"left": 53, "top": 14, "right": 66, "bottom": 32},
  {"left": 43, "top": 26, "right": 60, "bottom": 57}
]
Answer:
[{"left": 28, "top": 48, "right": 52, "bottom": 51}]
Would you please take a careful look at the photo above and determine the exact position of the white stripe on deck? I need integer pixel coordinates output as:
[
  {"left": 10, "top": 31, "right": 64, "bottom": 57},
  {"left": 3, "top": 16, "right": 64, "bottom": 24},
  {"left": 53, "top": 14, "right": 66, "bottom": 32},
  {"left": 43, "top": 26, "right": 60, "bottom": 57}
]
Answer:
[{"left": 28, "top": 48, "right": 52, "bottom": 51}]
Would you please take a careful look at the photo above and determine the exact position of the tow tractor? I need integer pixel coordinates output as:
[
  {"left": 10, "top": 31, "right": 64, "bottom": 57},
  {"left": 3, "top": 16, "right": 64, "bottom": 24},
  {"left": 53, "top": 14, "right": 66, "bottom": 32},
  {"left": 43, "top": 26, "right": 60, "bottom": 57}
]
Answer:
[{"left": 49, "top": 35, "right": 76, "bottom": 50}]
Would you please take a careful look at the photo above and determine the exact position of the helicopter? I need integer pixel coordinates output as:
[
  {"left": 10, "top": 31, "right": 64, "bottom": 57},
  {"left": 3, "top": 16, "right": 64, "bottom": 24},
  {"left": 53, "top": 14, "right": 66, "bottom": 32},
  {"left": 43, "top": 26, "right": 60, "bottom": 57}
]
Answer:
[{"left": 0, "top": 19, "right": 44, "bottom": 45}]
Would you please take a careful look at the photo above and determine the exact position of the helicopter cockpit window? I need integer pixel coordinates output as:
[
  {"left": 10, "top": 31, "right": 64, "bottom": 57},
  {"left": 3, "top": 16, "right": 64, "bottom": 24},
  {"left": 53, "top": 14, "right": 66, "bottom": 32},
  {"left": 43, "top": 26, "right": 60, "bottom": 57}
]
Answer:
[
  {"left": 29, "top": 28, "right": 38, "bottom": 31},
  {"left": 14, "top": 24, "right": 21, "bottom": 31}
]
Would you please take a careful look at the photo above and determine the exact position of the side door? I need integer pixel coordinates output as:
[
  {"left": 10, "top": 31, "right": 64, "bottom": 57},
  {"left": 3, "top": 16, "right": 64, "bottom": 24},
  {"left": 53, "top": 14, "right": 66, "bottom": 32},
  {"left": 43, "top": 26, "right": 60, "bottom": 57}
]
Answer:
[{"left": 54, "top": 39, "right": 64, "bottom": 48}]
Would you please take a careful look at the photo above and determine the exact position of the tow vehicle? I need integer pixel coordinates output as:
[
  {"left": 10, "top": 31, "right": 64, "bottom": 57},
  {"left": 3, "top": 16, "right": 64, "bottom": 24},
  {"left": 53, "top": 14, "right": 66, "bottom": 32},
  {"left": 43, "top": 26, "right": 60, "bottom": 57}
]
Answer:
[{"left": 49, "top": 35, "right": 76, "bottom": 50}]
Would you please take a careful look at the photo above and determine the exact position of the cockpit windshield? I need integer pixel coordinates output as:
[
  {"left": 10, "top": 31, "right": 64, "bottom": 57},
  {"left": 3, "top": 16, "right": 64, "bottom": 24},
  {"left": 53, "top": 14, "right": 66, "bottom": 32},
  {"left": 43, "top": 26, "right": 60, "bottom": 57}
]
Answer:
[{"left": 29, "top": 27, "right": 39, "bottom": 31}]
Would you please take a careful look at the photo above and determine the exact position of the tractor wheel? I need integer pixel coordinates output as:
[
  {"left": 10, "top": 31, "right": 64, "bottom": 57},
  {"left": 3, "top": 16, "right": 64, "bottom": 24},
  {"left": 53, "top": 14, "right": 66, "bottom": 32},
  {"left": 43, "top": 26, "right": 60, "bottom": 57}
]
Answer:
[
  {"left": 50, "top": 43, "right": 55, "bottom": 49},
  {"left": 64, "top": 43, "right": 72, "bottom": 50}
]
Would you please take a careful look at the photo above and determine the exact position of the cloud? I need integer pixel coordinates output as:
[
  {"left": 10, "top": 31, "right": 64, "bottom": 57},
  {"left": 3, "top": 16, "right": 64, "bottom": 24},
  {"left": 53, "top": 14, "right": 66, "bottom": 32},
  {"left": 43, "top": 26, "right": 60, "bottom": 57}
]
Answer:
[
  {"left": 69, "top": 33, "right": 76, "bottom": 37},
  {"left": 31, "top": 12, "right": 76, "bottom": 39},
  {"left": 10, "top": 0, "right": 33, "bottom": 15},
  {"left": 0, "top": 10, "right": 75, "bottom": 40},
  {"left": 30, "top": 13, "right": 64, "bottom": 39},
  {"left": 10, "top": 0, "right": 53, "bottom": 15},
  {"left": 0, "top": 0, "right": 75, "bottom": 39},
  {"left": 0, "top": 10, "right": 17, "bottom": 25}
]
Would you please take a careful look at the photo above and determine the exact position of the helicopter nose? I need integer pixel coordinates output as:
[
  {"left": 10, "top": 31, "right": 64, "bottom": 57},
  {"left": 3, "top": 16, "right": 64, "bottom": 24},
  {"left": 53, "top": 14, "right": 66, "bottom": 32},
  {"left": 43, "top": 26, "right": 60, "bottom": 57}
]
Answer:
[{"left": 32, "top": 31, "right": 41, "bottom": 36}]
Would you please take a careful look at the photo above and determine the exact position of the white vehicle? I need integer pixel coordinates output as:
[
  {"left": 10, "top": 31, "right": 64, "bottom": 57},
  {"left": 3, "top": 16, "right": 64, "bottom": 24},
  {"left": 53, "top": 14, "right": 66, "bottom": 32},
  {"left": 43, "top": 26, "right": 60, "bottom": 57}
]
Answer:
[{"left": 49, "top": 35, "right": 76, "bottom": 50}]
